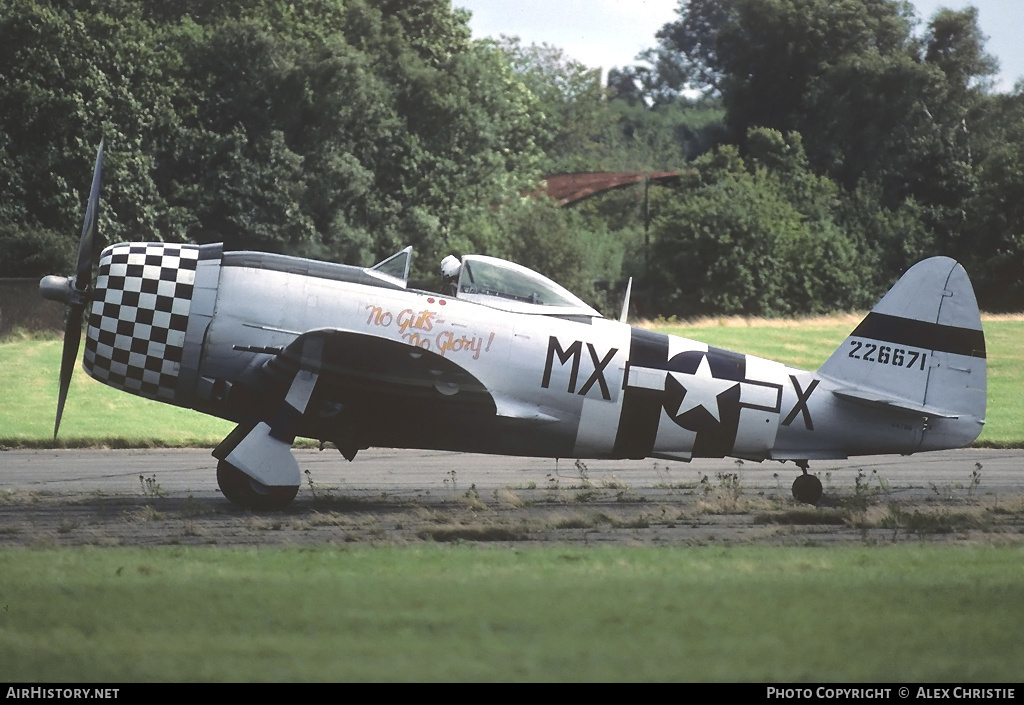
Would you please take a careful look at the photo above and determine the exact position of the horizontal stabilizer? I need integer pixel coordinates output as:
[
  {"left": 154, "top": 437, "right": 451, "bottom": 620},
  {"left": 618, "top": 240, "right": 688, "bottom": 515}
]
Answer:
[{"left": 830, "top": 388, "right": 959, "bottom": 419}]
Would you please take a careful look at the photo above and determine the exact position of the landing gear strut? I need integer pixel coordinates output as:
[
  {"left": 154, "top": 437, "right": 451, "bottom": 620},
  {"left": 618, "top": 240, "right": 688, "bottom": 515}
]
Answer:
[
  {"left": 791, "top": 460, "right": 823, "bottom": 505},
  {"left": 217, "top": 460, "right": 298, "bottom": 511}
]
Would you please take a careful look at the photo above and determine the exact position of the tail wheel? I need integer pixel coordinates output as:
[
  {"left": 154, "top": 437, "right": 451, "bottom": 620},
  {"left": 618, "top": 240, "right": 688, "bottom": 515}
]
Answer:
[
  {"left": 217, "top": 460, "right": 298, "bottom": 511},
  {"left": 792, "top": 473, "right": 823, "bottom": 505}
]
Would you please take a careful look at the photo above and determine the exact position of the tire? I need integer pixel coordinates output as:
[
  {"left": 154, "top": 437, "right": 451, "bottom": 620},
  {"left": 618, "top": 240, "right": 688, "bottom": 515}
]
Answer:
[
  {"left": 217, "top": 460, "right": 299, "bottom": 511},
  {"left": 791, "top": 473, "right": 823, "bottom": 505}
]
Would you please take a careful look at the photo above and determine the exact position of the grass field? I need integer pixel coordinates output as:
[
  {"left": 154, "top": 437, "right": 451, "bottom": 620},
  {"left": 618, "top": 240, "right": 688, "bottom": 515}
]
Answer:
[
  {"left": 2, "top": 316, "right": 1020, "bottom": 446},
  {"left": 0, "top": 333, "right": 234, "bottom": 447},
  {"left": 1, "top": 544, "right": 1022, "bottom": 682}
]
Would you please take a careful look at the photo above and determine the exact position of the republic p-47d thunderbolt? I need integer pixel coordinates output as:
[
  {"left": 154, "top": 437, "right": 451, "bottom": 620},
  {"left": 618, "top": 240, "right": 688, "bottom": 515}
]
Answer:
[{"left": 42, "top": 144, "right": 986, "bottom": 509}]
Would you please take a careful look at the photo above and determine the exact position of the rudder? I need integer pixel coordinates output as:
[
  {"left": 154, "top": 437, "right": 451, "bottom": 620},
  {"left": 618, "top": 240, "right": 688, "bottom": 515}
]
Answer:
[{"left": 818, "top": 257, "right": 986, "bottom": 448}]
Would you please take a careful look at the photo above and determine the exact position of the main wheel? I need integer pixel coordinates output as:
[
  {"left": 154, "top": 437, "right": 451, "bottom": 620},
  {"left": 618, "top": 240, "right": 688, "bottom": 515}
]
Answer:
[
  {"left": 217, "top": 460, "right": 299, "bottom": 510},
  {"left": 791, "top": 473, "right": 823, "bottom": 505}
]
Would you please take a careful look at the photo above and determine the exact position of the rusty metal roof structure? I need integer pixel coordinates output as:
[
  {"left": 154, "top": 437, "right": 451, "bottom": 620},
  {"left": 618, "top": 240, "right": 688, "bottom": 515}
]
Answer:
[{"left": 542, "top": 171, "right": 682, "bottom": 206}]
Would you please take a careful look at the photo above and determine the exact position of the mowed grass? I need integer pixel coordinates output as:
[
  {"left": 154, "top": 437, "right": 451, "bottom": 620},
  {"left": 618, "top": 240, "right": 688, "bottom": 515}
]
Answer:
[
  {"left": 657, "top": 313, "right": 861, "bottom": 370},
  {"left": 0, "top": 334, "right": 233, "bottom": 446},
  {"left": 1, "top": 315, "right": 1020, "bottom": 446},
  {"left": 0, "top": 545, "right": 1022, "bottom": 682}
]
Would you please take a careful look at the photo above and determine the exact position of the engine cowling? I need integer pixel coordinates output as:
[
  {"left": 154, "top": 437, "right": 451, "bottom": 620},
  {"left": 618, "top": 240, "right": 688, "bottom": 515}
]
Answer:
[{"left": 83, "top": 242, "right": 221, "bottom": 406}]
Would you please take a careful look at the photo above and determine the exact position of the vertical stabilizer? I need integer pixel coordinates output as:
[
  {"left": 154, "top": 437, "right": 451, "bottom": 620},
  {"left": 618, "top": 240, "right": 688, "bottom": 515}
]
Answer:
[{"left": 818, "top": 257, "right": 986, "bottom": 448}]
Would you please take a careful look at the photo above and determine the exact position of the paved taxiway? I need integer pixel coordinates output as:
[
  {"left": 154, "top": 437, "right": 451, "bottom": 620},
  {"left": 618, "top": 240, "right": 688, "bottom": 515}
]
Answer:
[{"left": 1, "top": 447, "right": 1021, "bottom": 499}]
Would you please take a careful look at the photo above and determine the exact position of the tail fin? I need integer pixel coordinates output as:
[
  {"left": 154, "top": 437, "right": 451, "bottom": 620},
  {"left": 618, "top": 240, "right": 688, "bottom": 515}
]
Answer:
[{"left": 818, "top": 257, "right": 986, "bottom": 447}]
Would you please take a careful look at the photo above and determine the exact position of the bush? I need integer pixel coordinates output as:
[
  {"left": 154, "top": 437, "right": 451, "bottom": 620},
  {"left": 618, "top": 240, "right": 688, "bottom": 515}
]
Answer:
[{"left": 648, "top": 136, "right": 874, "bottom": 317}]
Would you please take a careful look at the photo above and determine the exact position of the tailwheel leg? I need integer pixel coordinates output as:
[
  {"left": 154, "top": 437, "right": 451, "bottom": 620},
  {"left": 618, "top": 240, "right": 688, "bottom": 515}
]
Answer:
[{"left": 791, "top": 460, "right": 823, "bottom": 505}]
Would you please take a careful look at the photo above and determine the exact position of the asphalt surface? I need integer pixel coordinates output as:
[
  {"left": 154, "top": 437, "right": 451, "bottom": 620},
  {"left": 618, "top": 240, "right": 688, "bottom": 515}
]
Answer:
[
  {"left": 1, "top": 447, "right": 1021, "bottom": 548},
  {"left": 1, "top": 447, "right": 1020, "bottom": 499}
]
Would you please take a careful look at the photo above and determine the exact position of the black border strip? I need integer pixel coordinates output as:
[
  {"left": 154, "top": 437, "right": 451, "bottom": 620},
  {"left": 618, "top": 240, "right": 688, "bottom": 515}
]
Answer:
[
  {"left": 851, "top": 312, "right": 986, "bottom": 359},
  {"left": 612, "top": 328, "right": 668, "bottom": 459}
]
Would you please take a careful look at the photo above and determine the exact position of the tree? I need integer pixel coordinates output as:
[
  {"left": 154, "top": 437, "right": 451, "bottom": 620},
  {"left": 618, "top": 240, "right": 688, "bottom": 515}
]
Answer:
[
  {"left": 0, "top": 0, "right": 188, "bottom": 259},
  {"left": 926, "top": 7, "right": 999, "bottom": 100},
  {"left": 496, "top": 37, "right": 620, "bottom": 173},
  {"left": 641, "top": 0, "right": 1011, "bottom": 299},
  {"left": 961, "top": 87, "right": 1024, "bottom": 310},
  {"left": 647, "top": 130, "right": 873, "bottom": 317},
  {"left": 654, "top": 0, "right": 920, "bottom": 145},
  {"left": 651, "top": 1, "right": 997, "bottom": 210},
  {"left": 0, "top": 0, "right": 551, "bottom": 281}
]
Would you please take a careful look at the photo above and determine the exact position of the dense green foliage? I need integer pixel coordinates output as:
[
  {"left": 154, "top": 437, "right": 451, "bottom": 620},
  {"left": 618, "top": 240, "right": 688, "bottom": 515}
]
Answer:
[
  {"left": 0, "top": 0, "right": 548, "bottom": 281},
  {"left": 651, "top": 131, "right": 864, "bottom": 315},
  {"left": 643, "top": 0, "right": 1022, "bottom": 312},
  {"left": 1, "top": 0, "right": 1022, "bottom": 314}
]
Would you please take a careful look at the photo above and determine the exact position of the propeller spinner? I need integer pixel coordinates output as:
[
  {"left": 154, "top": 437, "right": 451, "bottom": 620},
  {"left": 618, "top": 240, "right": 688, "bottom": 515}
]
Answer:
[{"left": 39, "top": 140, "right": 104, "bottom": 437}]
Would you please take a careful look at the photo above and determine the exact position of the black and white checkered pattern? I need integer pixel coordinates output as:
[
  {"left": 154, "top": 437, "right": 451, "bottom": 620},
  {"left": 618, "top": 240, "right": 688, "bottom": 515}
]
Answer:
[{"left": 84, "top": 243, "right": 200, "bottom": 401}]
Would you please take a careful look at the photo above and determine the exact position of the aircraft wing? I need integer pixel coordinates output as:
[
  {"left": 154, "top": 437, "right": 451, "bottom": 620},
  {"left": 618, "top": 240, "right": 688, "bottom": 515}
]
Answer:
[
  {"left": 268, "top": 328, "right": 492, "bottom": 400},
  {"left": 264, "top": 329, "right": 556, "bottom": 424}
]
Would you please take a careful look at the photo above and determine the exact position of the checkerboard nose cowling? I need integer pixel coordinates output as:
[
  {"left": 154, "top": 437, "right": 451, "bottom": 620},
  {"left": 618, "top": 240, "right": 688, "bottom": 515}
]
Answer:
[{"left": 83, "top": 242, "right": 200, "bottom": 401}]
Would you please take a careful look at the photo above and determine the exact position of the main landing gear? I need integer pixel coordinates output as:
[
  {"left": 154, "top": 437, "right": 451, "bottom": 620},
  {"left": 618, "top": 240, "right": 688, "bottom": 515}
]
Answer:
[
  {"left": 791, "top": 460, "right": 823, "bottom": 505},
  {"left": 217, "top": 460, "right": 299, "bottom": 511}
]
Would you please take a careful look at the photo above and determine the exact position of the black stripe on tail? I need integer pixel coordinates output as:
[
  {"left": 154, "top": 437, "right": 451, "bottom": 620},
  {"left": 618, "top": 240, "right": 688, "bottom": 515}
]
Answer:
[{"left": 850, "top": 312, "right": 986, "bottom": 359}]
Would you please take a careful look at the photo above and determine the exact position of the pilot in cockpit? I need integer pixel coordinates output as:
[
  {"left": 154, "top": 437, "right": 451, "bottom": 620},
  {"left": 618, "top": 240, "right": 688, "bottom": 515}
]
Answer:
[{"left": 440, "top": 255, "right": 461, "bottom": 297}]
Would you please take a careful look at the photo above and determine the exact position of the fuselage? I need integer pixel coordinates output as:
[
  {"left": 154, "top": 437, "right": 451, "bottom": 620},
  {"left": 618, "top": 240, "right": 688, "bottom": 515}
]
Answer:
[{"left": 82, "top": 242, "right": 984, "bottom": 466}]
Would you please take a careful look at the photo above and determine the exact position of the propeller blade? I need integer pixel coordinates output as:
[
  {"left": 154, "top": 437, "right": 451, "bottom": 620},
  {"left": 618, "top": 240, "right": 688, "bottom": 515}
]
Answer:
[
  {"left": 75, "top": 139, "right": 104, "bottom": 289},
  {"left": 54, "top": 303, "right": 85, "bottom": 438},
  {"left": 53, "top": 139, "right": 104, "bottom": 437}
]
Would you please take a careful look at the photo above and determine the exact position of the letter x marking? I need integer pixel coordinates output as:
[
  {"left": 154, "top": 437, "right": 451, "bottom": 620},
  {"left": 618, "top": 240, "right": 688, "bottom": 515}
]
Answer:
[
  {"left": 782, "top": 376, "right": 818, "bottom": 430},
  {"left": 578, "top": 344, "right": 618, "bottom": 400}
]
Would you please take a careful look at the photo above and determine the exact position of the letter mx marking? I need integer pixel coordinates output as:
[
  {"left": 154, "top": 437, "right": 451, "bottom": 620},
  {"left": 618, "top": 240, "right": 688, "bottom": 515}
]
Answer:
[{"left": 542, "top": 337, "right": 617, "bottom": 400}]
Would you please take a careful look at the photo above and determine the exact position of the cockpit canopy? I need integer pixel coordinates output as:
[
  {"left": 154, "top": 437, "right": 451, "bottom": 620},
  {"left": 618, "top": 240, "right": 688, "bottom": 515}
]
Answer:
[
  {"left": 453, "top": 255, "right": 600, "bottom": 317},
  {"left": 218, "top": 246, "right": 600, "bottom": 316},
  {"left": 369, "top": 246, "right": 412, "bottom": 287},
  {"left": 360, "top": 247, "right": 600, "bottom": 317}
]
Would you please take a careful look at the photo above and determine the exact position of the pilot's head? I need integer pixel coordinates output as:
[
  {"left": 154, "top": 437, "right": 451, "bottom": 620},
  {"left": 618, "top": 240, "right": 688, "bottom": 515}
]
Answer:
[{"left": 440, "top": 255, "right": 461, "bottom": 280}]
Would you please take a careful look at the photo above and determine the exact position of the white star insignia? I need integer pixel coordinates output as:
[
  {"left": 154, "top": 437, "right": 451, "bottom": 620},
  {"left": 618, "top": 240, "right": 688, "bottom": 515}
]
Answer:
[{"left": 667, "top": 355, "right": 738, "bottom": 423}]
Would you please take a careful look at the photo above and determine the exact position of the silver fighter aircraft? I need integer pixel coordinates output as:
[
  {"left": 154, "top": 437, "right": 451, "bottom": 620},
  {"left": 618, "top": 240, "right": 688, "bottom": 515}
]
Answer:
[{"left": 42, "top": 144, "right": 987, "bottom": 508}]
